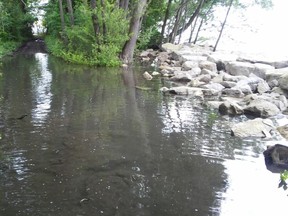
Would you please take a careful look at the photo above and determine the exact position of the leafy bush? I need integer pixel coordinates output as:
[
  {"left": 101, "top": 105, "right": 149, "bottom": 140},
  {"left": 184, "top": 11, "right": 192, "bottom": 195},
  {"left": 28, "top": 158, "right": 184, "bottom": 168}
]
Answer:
[{"left": 44, "top": 1, "right": 129, "bottom": 66}]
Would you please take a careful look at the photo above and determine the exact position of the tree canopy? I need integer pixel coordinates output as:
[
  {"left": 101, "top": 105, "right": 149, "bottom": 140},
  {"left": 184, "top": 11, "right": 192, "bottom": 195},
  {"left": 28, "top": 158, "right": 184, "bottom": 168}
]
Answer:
[{"left": 0, "top": 0, "right": 273, "bottom": 65}]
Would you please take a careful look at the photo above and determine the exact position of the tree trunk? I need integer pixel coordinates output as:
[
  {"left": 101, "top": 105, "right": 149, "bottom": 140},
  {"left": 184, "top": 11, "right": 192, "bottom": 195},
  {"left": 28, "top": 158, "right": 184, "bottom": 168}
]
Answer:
[
  {"left": 120, "top": 0, "right": 148, "bottom": 64},
  {"left": 174, "top": 0, "right": 205, "bottom": 37},
  {"left": 58, "top": 0, "right": 66, "bottom": 33},
  {"left": 188, "top": 15, "right": 198, "bottom": 43},
  {"left": 118, "top": 0, "right": 129, "bottom": 11},
  {"left": 100, "top": 0, "right": 107, "bottom": 38},
  {"left": 177, "top": 2, "right": 188, "bottom": 44},
  {"left": 66, "top": 0, "right": 74, "bottom": 26},
  {"left": 193, "top": 17, "right": 203, "bottom": 44},
  {"left": 213, "top": 0, "right": 233, "bottom": 52},
  {"left": 160, "top": 0, "right": 172, "bottom": 43},
  {"left": 168, "top": 0, "right": 186, "bottom": 43},
  {"left": 90, "top": 0, "right": 100, "bottom": 40}
]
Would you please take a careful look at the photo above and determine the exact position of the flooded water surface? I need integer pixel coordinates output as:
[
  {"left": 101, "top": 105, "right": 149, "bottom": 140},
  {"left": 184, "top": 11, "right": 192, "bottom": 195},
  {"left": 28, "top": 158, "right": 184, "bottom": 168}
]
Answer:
[{"left": 0, "top": 53, "right": 287, "bottom": 216}]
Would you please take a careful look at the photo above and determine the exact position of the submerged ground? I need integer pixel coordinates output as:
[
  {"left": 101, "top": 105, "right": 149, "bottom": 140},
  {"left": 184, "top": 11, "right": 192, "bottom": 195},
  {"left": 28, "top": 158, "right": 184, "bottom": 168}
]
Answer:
[{"left": 0, "top": 42, "right": 287, "bottom": 216}]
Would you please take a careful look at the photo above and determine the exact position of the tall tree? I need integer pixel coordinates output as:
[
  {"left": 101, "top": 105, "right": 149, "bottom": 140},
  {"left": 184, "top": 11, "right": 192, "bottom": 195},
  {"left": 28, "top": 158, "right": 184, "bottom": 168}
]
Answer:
[
  {"left": 160, "top": 0, "right": 172, "bottom": 43},
  {"left": 121, "top": 0, "right": 149, "bottom": 64},
  {"left": 213, "top": 0, "right": 233, "bottom": 51},
  {"left": 58, "top": 0, "right": 66, "bottom": 33}
]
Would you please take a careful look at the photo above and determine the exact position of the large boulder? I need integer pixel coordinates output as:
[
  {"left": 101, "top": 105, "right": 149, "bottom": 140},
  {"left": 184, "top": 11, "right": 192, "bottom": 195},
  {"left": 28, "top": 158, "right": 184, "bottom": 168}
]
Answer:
[
  {"left": 182, "top": 61, "right": 198, "bottom": 71},
  {"left": 226, "top": 61, "right": 255, "bottom": 77},
  {"left": 207, "top": 52, "right": 238, "bottom": 71},
  {"left": 266, "top": 67, "right": 288, "bottom": 84},
  {"left": 199, "top": 60, "right": 217, "bottom": 72},
  {"left": 257, "top": 80, "right": 270, "bottom": 94},
  {"left": 231, "top": 118, "right": 274, "bottom": 137},
  {"left": 244, "top": 99, "right": 280, "bottom": 117},
  {"left": 226, "top": 61, "right": 274, "bottom": 79},
  {"left": 219, "top": 101, "right": 244, "bottom": 115},
  {"left": 161, "top": 43, "right": 182, "bottom": 53},
  {"left": 170, "top": 72, "right": 192, "bottom": 82},
  {"left": 171, "top": 45, "right": 208, "bottom": 63}
]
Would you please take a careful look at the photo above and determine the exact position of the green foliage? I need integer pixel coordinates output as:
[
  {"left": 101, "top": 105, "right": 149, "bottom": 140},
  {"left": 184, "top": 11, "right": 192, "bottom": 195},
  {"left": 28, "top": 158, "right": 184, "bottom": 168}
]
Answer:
[
  {"left": 279, "top": 170, "right": 288, "bottom": 192},
  {"left": 280, "top": 170, "right": 288, "bottom": 182},
  {"left": 0, "top": 0, "right": 35, "bottom": 59},
  {"left": 137, "top": 26, "right": 161, "bottom": 50},
  {"left": 0, "top": 40, "right": 20, "bottom": 59},
  {"left": 0, "top": 0, "right": 35, "bottom": 41},
  {"left": 207, "top": 110, "right": 219, "bottom": 127},
  {"left": 44, "top": 1, "right": 129, "bottom": 66}
]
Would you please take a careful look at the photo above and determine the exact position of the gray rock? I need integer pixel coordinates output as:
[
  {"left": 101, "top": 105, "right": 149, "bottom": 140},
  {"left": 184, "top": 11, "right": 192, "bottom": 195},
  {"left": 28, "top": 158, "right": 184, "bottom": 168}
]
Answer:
[
  {"left": 268, "top": 79, "right": 279, "bottom": 88},
  {"left": 143, "top": 71, "right": 153, "bottom": 80},
  {"left": 203, "top": 83, "right": 225, "bottom": 92},
  {"left": 201, "top": 89, "right": 220, "bottom": 96},
  {"left": 201, "top": 68, "right": 218, "bottom": 78},
  {"left": 231, "top": 118, "right": 275, "bottom": 138},
  {"left": 189, "top": 79, "right": 205, "bottom": 87},
  {"left": 226, "top": 61, "right": 255, "bottom": 77},
  {"left": 212, "top": 74, "right": 224, "bottom": 83},
  {"left": 159, "top": 87, "right": 169, "bottom": 93},
  {"left": 279, "top": 73, "right": 288, "bottom": 90},
  {"left": 277, "top": 125, "right": 288, "bottom": 140},
  {"left": 182, "top": 61, "right": 198, "bottom": 71},
  {"left": 198, "top": 74, "right": 212, "bottom": 83},
  {"left": 226, "top": 61, "right": 274, "bottom": 79},
  {"left": 222, "top": 88, "right": 244, "bottom": 98},
  {"left": 223, "top": 73, "right": 247, "bottom": 82},
  {"left": 219, "top": 101, "right": 244, "bottom": 115},
  {"left": 170, "top": 72, "right": 192, "bottom": 82},
  {"left": 266, "top": 67, "right": 288, "bottom": 84},
  {"left": 220, "top": 81, "right": 237, "bottom": 88},
  {"left": 263, "top": 144, "right": 288, "bottom": 173},
  {"left": 244, "top": 99, "right": 280, "bottom": 117},
  {"left": 234, "top": 84, "right": 253, "bottom": 95},
  {"left": 157, "top": 52, "right": 170, "bottom": 64},
  {"left": 257, "top": 80, "right": 270, "bottom": 94},
  {"left": 199, "top": 60, "right": 217, "bottom": 72},
  {"left": 161, "top": 43, "right": 182, "bottom": 53},
  {"left": 168, "top": 86, "right": 203, "bottom": 97},
  {"left": 152, "top": 71, "right": 160, "bottom": 76}
]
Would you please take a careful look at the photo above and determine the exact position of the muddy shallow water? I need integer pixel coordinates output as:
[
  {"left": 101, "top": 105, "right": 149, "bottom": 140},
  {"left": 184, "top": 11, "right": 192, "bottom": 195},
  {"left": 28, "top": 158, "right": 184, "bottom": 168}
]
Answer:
[{"left": 0, "top": 53, "right": 287, "bottom": 216}]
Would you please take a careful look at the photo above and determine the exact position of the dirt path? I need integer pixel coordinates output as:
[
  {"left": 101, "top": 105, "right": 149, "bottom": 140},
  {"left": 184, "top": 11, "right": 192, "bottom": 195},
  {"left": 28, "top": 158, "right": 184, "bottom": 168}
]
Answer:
[{"left": 15, "top": 39, "right": 47, "bottom": 55}]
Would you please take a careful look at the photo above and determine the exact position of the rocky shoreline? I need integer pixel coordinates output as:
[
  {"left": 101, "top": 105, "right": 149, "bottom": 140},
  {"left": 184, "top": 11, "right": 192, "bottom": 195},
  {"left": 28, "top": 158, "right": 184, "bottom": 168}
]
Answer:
[{"left": 139, "top": 43, "right": 288, "bottom": 141}]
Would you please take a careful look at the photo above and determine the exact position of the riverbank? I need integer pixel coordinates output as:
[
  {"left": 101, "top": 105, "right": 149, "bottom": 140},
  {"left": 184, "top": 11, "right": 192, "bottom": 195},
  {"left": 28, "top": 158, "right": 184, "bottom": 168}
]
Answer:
[{"left": 139, "top": 43, "right": 288, "bottom": 142}]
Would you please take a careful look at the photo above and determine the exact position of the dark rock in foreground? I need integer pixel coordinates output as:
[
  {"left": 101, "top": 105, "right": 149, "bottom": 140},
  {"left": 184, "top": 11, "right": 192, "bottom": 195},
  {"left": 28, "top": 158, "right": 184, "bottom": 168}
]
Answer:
[{"left": 263, "top": 144, "right": 288, "bottom": 173}]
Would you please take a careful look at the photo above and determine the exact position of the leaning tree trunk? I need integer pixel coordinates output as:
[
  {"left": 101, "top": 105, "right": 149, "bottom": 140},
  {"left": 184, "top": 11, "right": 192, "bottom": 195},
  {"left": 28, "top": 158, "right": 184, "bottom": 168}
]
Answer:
[
  {"left": 193, "top": 17, "right": 204, "bottom": 44},
  {"left": 174, "top": 0, "right": 205, "bottom": 37},
  {"left": 168, "top": 0, "right": 186, "bottom": 43},
  {"left": 120, "top": 0, "right": 148, "bottom": 64},
  {"left": 188, "top": 15, "right": 198, "bottom": 43},
  {"left": 160, "top": 0, "right": 172, "bottom": 43},
  {"left": 213, "top": 0, "right": 233, "bottom": 51}
]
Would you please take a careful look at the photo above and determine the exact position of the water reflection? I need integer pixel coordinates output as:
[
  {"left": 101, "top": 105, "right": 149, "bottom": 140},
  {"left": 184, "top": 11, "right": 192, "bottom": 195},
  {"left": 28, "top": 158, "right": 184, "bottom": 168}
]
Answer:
[
  {"left": 31, "top": 53, "right": 52, "bottom": 125},
  {"left": 0, "top": 54, "right": 287, "bottom": 216}
]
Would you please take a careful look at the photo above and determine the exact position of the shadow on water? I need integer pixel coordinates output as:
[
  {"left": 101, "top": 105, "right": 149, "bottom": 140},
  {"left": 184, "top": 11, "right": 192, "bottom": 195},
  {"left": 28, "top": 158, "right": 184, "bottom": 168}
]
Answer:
[{"left": 0, "top": 53, "right": 287, "bottom": 216}]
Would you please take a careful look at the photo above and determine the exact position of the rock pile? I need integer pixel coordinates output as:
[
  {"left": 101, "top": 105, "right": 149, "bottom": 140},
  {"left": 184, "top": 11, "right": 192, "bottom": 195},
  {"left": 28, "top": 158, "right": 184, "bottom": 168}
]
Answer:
[{"left": 139, "top": 43, "right": 288, "bottom": 139}]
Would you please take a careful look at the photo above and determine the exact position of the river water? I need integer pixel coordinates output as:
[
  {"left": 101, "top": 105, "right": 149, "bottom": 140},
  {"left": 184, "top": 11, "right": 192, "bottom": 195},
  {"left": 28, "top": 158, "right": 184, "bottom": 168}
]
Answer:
[{"left": 0, "top": 53, "right": 287, "bottom": 216}]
